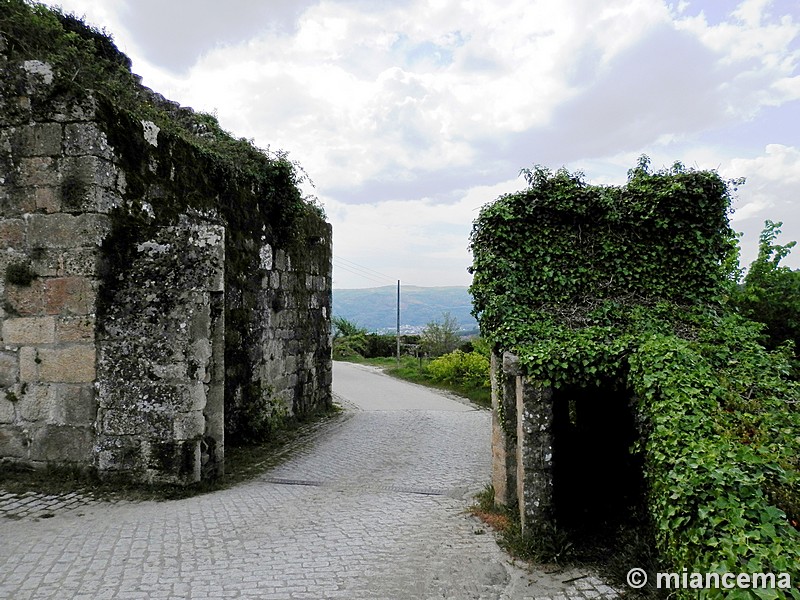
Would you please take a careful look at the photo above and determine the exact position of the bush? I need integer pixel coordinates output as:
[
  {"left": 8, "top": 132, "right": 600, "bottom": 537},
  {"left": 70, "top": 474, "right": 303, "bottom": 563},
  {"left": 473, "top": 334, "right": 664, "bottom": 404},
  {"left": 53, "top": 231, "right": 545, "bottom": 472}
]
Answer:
[
  {"left": 421, "top": 312, "right": 461, "bottom": 357},
  {"left": 732, "top": 221, "right": 800, "bottom": 376},
  {"left": 427, "top": 350, "right": 490, "bottom": 389},
  {"left": 363, "top": 334, "right": 396, "bottom": 358}
]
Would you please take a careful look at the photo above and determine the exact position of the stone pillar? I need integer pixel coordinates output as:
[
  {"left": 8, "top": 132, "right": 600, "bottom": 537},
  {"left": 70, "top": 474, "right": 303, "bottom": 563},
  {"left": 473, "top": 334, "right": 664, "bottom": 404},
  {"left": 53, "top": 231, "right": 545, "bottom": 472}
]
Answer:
[
  {"left": 491, "top": 352, "right": 518, "bottom": 508},
  {"left": 95, "top": 224, "right": 225, "bottom": 484},
  {"left": 516, "top": 377, "right": 555, "bottom": 534}
]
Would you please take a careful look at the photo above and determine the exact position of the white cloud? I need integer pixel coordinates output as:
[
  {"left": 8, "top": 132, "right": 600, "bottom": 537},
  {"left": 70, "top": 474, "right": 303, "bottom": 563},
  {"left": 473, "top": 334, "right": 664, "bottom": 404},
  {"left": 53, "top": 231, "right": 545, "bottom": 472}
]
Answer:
[
  {"left": 723, "top": 145, "right": 800, "bottom": 270},
  {"left": 328, "top": 177, "right": 521, "bottom": 287},
  {"left": 36, "top": 0, "right": 800, "bottom": 282}
]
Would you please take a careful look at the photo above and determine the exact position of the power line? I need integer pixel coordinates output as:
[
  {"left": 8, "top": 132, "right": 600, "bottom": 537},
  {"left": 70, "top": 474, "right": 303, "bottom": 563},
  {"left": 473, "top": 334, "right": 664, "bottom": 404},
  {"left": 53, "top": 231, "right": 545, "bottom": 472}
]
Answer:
[
  {"left": 332, "top": 261, "right": 389, "bottom": 286},
  {"left": 333, "top": 256, "right": 396, "bottom": 286},
  {"left": 331, "top": 255, "right": 427, "bottom": 289},
  {"left": 334, "top": 256, "right": 394, "bottom": 281}
]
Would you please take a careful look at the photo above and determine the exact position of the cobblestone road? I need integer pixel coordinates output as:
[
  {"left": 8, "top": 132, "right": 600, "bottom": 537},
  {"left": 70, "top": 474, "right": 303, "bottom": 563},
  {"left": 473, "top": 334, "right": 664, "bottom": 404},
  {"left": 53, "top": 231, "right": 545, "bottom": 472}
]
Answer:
[{"left": 0, "top": 361, "right": 620, "bottom": 599}]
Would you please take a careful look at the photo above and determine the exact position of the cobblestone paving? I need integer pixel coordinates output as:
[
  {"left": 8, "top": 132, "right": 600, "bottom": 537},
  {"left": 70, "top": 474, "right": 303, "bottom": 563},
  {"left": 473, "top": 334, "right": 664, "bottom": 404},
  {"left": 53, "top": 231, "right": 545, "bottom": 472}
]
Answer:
[{"left": 0, "top": 362, "right": 620, "bottom": 599}]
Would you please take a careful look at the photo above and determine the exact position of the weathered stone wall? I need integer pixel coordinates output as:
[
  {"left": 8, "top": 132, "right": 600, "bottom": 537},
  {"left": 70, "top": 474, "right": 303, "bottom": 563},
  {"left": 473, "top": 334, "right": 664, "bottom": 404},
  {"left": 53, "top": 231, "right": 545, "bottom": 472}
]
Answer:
[
  {"left": 0, "top": 62, "right": 113, "bottom": 469},
  {"left": 0, "top": 43, "right": 332, "bottom": 483},
  {"left": 96, "top": 224, "right": 226, "bottom": 483}
]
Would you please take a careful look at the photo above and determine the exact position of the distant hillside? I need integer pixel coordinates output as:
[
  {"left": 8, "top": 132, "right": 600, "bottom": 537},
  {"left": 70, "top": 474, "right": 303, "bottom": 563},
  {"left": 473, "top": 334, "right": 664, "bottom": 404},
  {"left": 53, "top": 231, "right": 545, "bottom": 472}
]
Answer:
[{"left": 332, "top": 286, "right": 478, "bottom": 333}]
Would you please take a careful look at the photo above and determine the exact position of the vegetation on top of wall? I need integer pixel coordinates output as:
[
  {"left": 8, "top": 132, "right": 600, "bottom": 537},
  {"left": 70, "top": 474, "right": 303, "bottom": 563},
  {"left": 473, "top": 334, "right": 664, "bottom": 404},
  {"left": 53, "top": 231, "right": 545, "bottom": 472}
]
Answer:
[
  {"left": 1, "top": 0, "right": 323, "bottom": 216},
  {"left": 469, "top": 159, "right": 799, "bottom": 598}
]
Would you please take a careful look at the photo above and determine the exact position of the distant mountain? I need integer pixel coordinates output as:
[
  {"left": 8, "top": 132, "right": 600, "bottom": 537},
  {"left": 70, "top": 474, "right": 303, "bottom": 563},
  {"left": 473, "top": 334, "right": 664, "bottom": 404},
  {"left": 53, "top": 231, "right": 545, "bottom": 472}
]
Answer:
[{"left": 332, "top": 285, "right": 478, "bottom": 333}]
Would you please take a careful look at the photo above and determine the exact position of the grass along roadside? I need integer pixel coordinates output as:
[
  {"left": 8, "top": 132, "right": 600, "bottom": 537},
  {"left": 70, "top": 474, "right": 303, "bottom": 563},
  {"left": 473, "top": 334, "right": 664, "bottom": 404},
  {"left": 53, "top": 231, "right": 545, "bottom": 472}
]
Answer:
[
  {"left": 338, "top": 355, "right": 491, "bottom": 407},
  {"left": 0, "top": 404, "right": 343, "bottom": 502}
]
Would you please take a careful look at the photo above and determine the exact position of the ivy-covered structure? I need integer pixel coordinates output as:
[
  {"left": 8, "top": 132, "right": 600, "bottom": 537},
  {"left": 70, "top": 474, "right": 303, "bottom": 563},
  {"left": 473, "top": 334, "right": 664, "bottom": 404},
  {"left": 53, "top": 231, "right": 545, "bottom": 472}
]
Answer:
[
  {"left": 0, "top": 1, "right": 332, "bottom": 483},
  {"left": 470, "top": 160, "right": 799, "bottom": 597}
]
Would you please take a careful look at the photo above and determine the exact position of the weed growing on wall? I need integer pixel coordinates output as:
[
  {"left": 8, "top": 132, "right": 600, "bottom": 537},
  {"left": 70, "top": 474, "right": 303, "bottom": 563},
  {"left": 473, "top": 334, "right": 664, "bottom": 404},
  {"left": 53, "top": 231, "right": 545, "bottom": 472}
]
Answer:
[{"left": 469, "top": 159, "right": 799, "bottom": 598}]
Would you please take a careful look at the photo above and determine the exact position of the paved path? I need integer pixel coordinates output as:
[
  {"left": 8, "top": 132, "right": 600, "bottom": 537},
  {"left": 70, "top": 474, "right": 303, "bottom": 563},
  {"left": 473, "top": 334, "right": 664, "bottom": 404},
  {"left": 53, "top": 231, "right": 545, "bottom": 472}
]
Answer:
[{"left": 0, "top": 361, "right": 619, "bottom": 599}]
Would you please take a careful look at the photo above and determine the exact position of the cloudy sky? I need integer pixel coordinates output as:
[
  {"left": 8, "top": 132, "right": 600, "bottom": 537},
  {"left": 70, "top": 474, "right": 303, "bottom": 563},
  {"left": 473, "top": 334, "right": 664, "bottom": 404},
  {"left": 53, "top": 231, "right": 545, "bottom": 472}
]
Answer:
[{"left": 41, "top": 0, "right": 800, "bottom": 288}]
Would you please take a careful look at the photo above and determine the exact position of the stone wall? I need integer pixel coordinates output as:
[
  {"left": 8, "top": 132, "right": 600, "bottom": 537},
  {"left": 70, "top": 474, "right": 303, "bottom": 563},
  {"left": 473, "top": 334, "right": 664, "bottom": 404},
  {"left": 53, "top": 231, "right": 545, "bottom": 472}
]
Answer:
[{"left": 0, "top": 45, "right": 332, "bottom": 483}]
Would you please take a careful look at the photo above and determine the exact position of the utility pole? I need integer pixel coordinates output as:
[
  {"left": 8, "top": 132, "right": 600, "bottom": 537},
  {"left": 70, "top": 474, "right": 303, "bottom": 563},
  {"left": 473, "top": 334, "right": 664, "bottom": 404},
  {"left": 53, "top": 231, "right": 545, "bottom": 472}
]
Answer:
[{"left": 396, "top": 280, "right": 401, "bottom": 365}]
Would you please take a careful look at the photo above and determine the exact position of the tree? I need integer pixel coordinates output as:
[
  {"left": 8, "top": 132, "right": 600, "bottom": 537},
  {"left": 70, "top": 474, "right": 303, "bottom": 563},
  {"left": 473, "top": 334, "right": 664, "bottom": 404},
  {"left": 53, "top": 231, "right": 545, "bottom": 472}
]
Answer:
[
  {"left": 332, "top": 316, "right": 367, "bottom": 339},
  {"left": 733, "top": 221, "right": 800, "bottom": 371},
  {"left": 331, "top": 316, "right": 367, "bottom": 359},
  {"left": 421, "top": 312, "right": 461, "bottom": 357}
]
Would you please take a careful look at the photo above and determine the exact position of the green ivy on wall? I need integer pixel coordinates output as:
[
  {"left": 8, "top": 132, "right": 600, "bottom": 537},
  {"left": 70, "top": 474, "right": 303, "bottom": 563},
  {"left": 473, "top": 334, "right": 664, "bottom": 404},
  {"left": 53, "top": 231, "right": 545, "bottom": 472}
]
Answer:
[{"left": 470, "top": 159, "right": 799, "bottom": 598}]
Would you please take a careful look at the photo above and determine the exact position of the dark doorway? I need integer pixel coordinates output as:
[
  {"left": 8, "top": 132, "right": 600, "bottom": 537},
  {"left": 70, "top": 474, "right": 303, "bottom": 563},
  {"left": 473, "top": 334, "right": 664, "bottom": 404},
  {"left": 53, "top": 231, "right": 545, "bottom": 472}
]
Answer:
[{"left": 551, "top": 382, "right": 642, "bottom": 533}]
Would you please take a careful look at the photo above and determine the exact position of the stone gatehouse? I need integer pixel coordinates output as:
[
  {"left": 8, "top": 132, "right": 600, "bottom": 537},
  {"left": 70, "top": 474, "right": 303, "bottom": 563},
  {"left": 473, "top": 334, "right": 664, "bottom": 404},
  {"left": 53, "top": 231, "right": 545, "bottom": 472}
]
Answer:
[{"left": 0, "top": 10, "right": 332, "bottom": 484}]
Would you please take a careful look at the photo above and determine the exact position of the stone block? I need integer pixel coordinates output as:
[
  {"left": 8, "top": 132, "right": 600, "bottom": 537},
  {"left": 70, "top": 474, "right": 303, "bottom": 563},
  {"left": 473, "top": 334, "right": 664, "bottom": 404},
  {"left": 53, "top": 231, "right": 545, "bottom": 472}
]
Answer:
[
  {"left": 6, "top": 186, "right": 37, "bottom": 214},
  {"left": 14, "top": 123, "right": 62, "bottom": 156},
  {"left": 0, "top": 219, "right": 25, "bottom": 248},
  {"left": 22, "top": 60, "right": 54, "bottom": 92},
  {"left": 0, "top": 394, "right": 15, "bottom": 424},
  {"left": 101, "top": 408, "right": 141, "bottom": 436},
  {"left": 17, "top": 156, "right": 59, "bottom": 186},
  {"left": 95, "top": 436, "right": 142, "bottom": 472},
  {"left": 30, "top": 424, "right": 93, "bottom": 463},
  {"left": 174, "top": 410, "right": 204, "bottom": 440},
  {"left": 2, "top": 316, "right": 56, "bottom": 345},
  {"left": 52, "top": 384, "right": 97, "bottom": 426},
  {"left": 5, "top": 279, "right": 45, "bottom": 316},
  {"left": 19, "top": 347, "right": 38, "bottom": 382},
  {"left": 85, "top": 185, "right": 124, "bottom": 213},
  {"left": 26, "top": 213, "right": 110, "bottom": 249},
  {"left": 150, "top": 361, "right": 188, "bottom": 381},
  {"left": 32, "top": 247, "right": 99, "bottom": 277},
  {"left": 274, "top": 249, "right": 287, "bottom": 271},
  {"left": 503, "top": 351, "right": 522, "bottom": 377},
  {"left": 516, "top": 379, "right": 555, "bottom": 534},
  {"left": 18, "top": 383, "right": 54, "bottom": 422},
  {"left": 185, "top": 381, "right": 206, "bottom": 412},
  {"left": 0, "top": 351, "right": 18, "bottom": 387},
  {"left": 0, "top": 426, "right": 28, "bottom": 458},
  {"left": 142, "top": 407, "right": 174, "bottom": 438},
  {"left": 62, "top": 247, "right": 101, "bottom": 276},
  {"left": 37, "top": 344, "right": 96, "bottom": 383},
  {"left": 44, "top": 276, "right": 95, "bottom": 315},
  {"left": 34, "top": 186, "right": 60, "bottom": 212},
  {"left": 63, "top": 123, "right": 114, "bottom": 160},
  {"left": 61, "top": 156, "right": 117, "bottom": 190},
  {"left": 55, "top": 316, "right": 94, "bottom": 342},
  {"left": 49, "top": 96, "right": 97, "bottom": 123}
]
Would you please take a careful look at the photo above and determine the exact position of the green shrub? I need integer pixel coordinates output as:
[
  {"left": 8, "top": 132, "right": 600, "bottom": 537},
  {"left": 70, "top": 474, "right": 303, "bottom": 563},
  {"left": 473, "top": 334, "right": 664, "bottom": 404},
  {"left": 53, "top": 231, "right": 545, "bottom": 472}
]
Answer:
[
  {"left": 363, "top": 334, "right": 396, "bottom": 358},
  {"left": 427, "top": 350, "right": 490, "bottom": 389}
]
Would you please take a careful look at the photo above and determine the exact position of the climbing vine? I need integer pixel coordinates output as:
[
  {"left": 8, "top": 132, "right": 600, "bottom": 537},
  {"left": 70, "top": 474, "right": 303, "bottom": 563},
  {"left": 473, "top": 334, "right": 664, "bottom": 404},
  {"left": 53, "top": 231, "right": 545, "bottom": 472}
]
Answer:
[{"left": 470, "top": 160, "right": 799, "bottom": 598}]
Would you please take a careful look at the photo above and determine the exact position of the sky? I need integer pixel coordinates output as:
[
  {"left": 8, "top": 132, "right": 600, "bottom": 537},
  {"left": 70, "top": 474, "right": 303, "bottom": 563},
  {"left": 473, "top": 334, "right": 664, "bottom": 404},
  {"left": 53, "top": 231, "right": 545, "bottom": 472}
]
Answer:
[{"left": 40, "top": 0, "right": 800, "bottom": 289}]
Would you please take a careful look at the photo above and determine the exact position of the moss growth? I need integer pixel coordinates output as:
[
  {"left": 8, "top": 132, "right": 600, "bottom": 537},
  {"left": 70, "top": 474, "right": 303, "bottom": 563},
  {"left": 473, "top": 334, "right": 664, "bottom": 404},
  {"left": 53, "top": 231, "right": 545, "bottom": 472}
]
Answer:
[
  {"left": 5, "top": 261, "right": 35, "bottom": 286},
  {"left": 60, "top": 173, "right": 88, "bottom": 211}
]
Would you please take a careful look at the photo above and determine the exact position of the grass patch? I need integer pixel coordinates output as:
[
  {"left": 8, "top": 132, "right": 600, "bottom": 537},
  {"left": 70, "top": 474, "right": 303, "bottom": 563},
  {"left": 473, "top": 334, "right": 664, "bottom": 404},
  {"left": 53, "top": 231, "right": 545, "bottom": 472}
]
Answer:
[
  {"left": 0, "top": 405, "right": 343, "bottom": 502},
  {"left": 341, "top": 355, "right": 491, "bottom": 407},
  {"left": 470, "top": 485, "right": 667, "bottom": 599}
]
